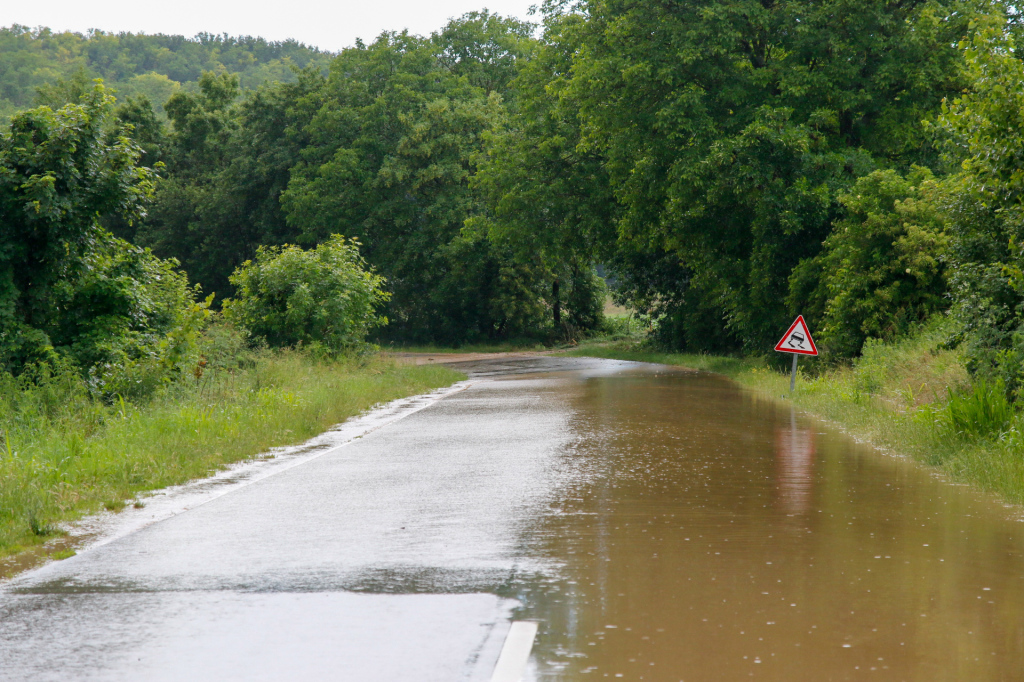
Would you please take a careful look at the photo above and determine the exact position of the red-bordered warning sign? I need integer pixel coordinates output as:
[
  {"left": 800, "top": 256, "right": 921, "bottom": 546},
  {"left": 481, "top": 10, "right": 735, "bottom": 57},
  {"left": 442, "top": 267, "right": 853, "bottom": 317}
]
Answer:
[{"left": 774, "top": 315, "right": 818, "bottom": 356}]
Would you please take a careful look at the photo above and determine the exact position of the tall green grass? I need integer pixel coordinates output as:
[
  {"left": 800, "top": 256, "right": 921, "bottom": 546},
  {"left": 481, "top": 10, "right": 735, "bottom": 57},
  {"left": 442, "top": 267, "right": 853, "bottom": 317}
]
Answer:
[
  {"left": 946, "top": 379, "right": 1014, "bottom": 439},
  {"left": 0, "top": 350, "right": 462, "bottom": 556}
]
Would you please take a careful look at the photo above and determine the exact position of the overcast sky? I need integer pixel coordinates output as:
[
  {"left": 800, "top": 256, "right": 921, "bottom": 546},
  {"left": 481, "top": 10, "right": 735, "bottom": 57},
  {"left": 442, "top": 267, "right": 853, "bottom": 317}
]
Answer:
[{"left": 3, "top": 0, "right": 539, "bottom": 52}]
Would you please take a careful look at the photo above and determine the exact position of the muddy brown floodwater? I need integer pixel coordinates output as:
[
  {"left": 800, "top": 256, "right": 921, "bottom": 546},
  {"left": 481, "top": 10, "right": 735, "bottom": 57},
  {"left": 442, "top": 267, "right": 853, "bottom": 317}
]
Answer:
[{"left": 504, "top": 363, "right": 1024, "bottom": 681}]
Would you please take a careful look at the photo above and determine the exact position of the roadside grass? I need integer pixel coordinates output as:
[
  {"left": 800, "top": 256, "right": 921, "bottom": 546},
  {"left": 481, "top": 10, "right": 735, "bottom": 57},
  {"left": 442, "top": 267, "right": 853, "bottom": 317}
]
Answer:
[
  {"left": 0, "top": 351, "right": 463, "bottom": 558},
  {"left": 566, "top": 319, "right": 1024, "bottom": 505}
]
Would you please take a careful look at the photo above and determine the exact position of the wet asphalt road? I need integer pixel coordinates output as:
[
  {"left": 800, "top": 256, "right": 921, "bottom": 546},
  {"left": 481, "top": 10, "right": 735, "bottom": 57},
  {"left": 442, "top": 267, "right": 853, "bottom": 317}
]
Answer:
[
  {"left": 0, "top": 356, "right": 606, "bottom": 681},
  {"left": 7, "top": 354, "right": 1024, "bottom": 681}
]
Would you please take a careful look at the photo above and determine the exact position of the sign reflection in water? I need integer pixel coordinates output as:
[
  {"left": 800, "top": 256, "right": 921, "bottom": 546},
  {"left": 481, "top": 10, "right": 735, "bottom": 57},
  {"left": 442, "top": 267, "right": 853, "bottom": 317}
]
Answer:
[{"left": 775, "top": 413, "right": 816, "bottom": 516}]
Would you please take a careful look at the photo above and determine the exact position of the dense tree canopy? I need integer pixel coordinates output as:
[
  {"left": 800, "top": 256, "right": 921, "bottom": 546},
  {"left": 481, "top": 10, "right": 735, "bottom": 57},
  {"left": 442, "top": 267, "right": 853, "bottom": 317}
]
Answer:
[
  {"left": 281, "top": 21, "right": 547, "bottom": 342},
  {"left": 936, "top": 15, "right": 1024, "bottom": 390},
  {"left": 13, "top": 3, "right": 1024, "bottom": 374},
  {"left": 470, "top": 9, "right": 616, "bottom": 336},
  {"left": 516, "top": 0, "right": 974, "bottom": 352},
  {"left": 134, "top": 12, "right": 594, "bottom": 344}
]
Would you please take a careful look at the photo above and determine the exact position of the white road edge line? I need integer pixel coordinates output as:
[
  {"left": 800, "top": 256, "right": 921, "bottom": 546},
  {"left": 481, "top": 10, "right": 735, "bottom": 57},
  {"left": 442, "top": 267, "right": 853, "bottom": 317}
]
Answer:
[{"left": 491, "top": 621, "right": 539, "bottom": 682}]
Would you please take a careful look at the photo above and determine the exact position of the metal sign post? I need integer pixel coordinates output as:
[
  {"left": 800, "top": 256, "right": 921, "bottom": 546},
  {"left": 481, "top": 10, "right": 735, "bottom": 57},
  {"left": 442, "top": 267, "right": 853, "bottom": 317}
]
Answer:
[{"left": 774, "top": 315, "right": 818, "bottom": 393}]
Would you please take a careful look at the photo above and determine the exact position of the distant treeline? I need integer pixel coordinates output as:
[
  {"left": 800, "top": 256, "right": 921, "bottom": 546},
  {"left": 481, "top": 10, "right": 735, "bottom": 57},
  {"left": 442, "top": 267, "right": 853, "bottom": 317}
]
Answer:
[
  {"left": 11, "top": 3, "right": 1024, "bottom": 400},
  {"left": 0, "top": 25, "right": 331, "bottom": 118}
]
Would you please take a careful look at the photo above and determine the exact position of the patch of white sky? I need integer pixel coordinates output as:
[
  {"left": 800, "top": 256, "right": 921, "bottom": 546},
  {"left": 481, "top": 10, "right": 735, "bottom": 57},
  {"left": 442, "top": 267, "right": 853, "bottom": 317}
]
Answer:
[{"left": 3, "top": 0, "right": 540, "bottom": 52}]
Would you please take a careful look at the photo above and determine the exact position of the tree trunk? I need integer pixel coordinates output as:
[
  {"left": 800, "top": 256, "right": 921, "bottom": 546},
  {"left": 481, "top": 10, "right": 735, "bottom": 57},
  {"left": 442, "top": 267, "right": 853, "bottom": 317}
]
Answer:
[{"left": 552, "top": 278, "right": 561, "bottom": 327}]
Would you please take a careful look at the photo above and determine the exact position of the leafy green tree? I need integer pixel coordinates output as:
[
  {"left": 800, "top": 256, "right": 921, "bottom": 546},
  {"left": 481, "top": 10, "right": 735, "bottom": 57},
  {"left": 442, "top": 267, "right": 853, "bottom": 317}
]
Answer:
[
  {"left": 282, "top": 17, "right": 548, "bottom": 343},
  {"left": 137, "top": 70, "right": 321, "bottom": 299},
  {"left": 162, "top": 72, "right": 241, "bottom": 175},
  {"left": 0, "top": 82, "right": 198, "bottom": 388},
  {"left": 471, "top": 9, "right": 613, "bottom": 336},
  {"left": 114, "top": 94, "right": 165, "bottom": 167},
  {"left": 135, "top": 72, "right": 243, "bottom": 296},
  {"left": 224, "top": 236, "right": 389, "bottom": 350},
  {"left": 789, "top": 168, "right": 949, "bottom": 358},
  {"left": 662, "top": 107, "right": 870, "bottom": 349},
  {"left": 936, "top": 16, "right": 1024, "bottom": 389},
  {"left": 433, "top": 10, "right": 537, "bottom": 94}
]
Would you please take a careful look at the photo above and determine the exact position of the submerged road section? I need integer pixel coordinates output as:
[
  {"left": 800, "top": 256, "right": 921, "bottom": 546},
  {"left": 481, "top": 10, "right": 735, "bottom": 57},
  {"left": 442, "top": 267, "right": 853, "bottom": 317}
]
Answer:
[{"left": 3, "top": 356, "right": 1024, "bottom": 680}]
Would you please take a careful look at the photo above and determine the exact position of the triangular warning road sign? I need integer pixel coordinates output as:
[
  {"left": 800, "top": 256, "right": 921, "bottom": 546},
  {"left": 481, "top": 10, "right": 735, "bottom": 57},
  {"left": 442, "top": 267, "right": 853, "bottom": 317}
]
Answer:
[{"left": 774, "top": 315, "right": 818, "bottom": 356}]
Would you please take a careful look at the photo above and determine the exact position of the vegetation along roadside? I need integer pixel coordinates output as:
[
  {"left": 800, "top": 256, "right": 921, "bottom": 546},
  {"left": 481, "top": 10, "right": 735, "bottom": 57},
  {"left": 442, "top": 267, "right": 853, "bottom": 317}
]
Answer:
[
  {"left": 0, "top": 342, "right": 463, "bottom": 565},
  {"left": 0, "top": 86, "right": 463, "bottom": 566}
]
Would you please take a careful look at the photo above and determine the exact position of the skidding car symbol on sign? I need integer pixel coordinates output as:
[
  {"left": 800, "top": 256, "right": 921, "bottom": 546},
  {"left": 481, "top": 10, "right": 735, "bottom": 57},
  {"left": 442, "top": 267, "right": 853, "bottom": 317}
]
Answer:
[
  {"left": 774, "top": 316, "right": 818, "bottom": 356},
  {"left": 775, "top": 315, "right": 817, "bottom": 393}
]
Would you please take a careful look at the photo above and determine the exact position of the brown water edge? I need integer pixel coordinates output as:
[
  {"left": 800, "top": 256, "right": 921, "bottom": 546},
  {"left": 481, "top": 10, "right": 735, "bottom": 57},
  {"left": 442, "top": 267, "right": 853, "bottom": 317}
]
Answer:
[
  {"left": 511, "top": 365, "right": 1024, "bottom": 682},
  {"left": 0, "top": 536, "right": 82, "bottom": 581}
]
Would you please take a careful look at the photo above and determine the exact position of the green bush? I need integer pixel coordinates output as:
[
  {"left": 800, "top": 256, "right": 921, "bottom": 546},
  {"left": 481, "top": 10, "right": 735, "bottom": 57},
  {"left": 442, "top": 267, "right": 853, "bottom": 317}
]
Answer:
[
  {"left": 789, "top": 168, "right": 949, "bottom": 359},
  {"left": 56, "top": 239, "right": 211, "bottom": 399},
  {"left": 224, "top": 236, "right": 389, "bottom": 351}
]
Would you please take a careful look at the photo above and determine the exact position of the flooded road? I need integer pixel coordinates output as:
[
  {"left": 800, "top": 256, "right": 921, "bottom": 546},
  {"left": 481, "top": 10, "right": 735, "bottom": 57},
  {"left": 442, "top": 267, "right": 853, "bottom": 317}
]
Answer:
[
  {"left": 2, "top": 357, "right": 1024, "bottom": 680},
  {"left": 508, "top": 363, "right": 1024, "bottom": 681}
]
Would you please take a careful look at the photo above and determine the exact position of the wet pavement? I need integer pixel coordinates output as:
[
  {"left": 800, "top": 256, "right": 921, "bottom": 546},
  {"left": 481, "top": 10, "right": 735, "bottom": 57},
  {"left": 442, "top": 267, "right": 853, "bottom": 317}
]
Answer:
[{"left": 3, "top": 356, "right": 1024, "bottom": 680}]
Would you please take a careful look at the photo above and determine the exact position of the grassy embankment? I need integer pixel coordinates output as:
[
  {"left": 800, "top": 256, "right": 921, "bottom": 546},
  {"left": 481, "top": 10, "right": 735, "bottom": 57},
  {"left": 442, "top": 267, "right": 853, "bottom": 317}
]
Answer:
[
  {"left": 567, "top": 319, "right": 1024, "bottom": 505},
  {"left": 0, "top": 349, "right": 463, "bottom": 561}
]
